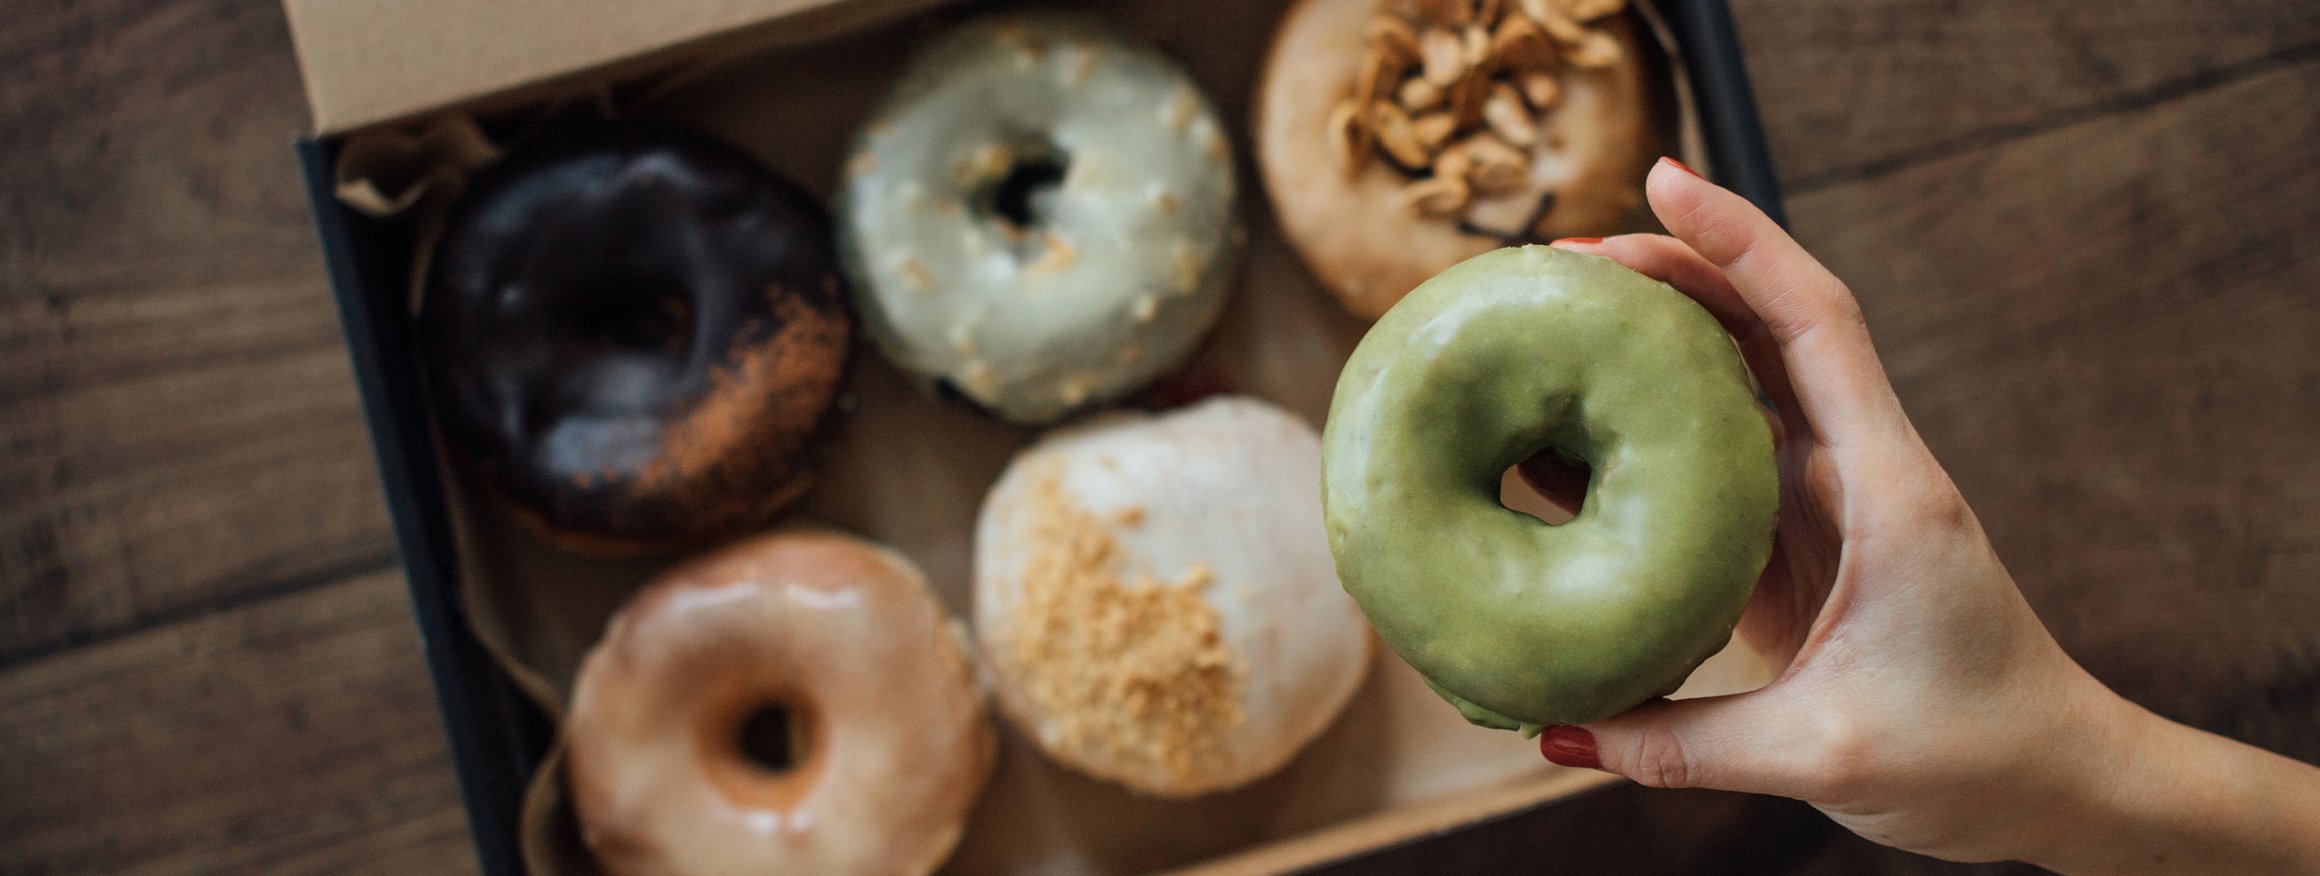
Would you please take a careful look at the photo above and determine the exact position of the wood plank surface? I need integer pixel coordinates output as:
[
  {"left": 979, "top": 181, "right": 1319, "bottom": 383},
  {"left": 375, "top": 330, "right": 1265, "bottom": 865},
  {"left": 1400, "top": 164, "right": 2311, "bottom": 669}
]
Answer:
[
  {"left": 2, "top": 0, "right": 2312, "bottom": 656},
  {"left": 0, "top": 0, "right": 395, "bottom": 658},
  {"left": 0, "top": 569, "right": 474, "bottom": 876},
  {"left": 1378, "top": 48, "right": 2320, "bottom": 876},
  {"left": 1, "top": 0, "right": 2316, "bottom": 874},
  {"left": 7, "top": 0, "right": 2317, "bottom": 661},
  {"left": 1729, "top": 0, "right": 2320, "bottom": 188},
  {"left": 1791, "top": 58, "right": 2320, "bottom": 760}
]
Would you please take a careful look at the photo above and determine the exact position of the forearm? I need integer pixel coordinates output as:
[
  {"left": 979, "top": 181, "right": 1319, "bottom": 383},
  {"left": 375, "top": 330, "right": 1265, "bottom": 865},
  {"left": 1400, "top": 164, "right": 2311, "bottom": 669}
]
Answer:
[{"left": 2029, "top": 694, "right": 2320, "bottom": 875}]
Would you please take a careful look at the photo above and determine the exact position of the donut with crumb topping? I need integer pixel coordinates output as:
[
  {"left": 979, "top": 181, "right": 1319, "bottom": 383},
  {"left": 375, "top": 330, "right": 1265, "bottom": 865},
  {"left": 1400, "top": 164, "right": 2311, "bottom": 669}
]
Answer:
[{"left": 973, "top": 397, "right": 1370, "bottom": 797}]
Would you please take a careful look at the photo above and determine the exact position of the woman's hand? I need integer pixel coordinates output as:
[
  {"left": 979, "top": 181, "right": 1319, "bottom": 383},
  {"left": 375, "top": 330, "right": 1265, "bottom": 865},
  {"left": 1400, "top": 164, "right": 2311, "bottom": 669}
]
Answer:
[{"left": 1535, "top": 159, "right": 2320, "bottom": 873}]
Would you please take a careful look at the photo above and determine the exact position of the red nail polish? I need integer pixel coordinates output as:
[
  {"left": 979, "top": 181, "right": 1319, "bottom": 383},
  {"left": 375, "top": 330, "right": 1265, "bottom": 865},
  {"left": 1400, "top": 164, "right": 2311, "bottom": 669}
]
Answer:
[
  {"left": 1550, "top": 237, "right": 1603, "bottom": 246},
  {"left": 1539, "top": 726, "right": 1602, "bottom": 770},
  {"left": 1660, "top": 156, "right": 1702, "bottom": 179}
]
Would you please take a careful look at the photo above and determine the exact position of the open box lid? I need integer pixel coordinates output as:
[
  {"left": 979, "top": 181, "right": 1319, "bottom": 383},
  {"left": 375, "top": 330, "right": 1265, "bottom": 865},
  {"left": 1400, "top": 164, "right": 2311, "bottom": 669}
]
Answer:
[{"left": 281, "top": 0, "right": 952, "bottom": 135}]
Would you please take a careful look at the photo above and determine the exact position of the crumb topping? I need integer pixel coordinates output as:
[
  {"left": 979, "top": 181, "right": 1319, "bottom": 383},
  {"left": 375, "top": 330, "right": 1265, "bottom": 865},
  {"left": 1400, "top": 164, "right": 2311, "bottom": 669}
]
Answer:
[{"left": 996, "top": 474, "right": 1243, "bottom": 785}]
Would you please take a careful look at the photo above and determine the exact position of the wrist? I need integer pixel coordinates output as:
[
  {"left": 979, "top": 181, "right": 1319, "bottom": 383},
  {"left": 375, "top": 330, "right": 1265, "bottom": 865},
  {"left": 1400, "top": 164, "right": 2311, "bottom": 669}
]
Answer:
[
  {"left": 2001, "top": 667, "right": 2153, "bottom": 870},
  {"left": 2025, "top": 684, "right": 2170, "bottom": 871},
  {"left": 2016, "top": 674, "right": 2320, "bottom": 874}
]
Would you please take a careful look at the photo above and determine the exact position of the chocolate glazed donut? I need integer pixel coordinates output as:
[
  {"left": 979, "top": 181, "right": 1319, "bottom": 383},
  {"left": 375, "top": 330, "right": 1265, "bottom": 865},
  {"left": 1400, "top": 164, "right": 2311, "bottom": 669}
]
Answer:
[{"left": 422, "top": 127, "right": 851, "bottom": 552}]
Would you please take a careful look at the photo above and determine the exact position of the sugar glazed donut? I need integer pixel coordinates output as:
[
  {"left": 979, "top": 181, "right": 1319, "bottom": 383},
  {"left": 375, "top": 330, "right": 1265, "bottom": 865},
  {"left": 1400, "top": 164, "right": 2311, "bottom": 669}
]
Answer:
[
  {"left": 975, "top": 397, "right": 1371, "bottom": 796},
  {"left": 1258, "top": 0, "right": 1662, "bottom": 319},
  {"left": 423, "top": 127, "right": 850, "bottom": 552},
  {"left": 1323, "top": 247, "right": 1775, "bottom": 730},
  {"left": 838, "top": 14, "right": 1240, "bottom": 423},
  {"left": 565, "top": 531, "right": 993, "bottom": 876}
]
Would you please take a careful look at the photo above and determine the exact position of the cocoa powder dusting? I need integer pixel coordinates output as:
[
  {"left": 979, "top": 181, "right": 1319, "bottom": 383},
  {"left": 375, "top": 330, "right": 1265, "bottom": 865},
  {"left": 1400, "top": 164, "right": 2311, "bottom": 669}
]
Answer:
[{"left": 635, "top": 291, "right": 846, "bottom": 509}]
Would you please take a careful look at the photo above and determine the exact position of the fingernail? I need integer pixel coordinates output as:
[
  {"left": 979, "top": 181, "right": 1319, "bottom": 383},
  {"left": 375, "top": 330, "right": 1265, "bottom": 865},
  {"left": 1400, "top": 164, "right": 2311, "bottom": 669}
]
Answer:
[
  {"left": 1538, "top": 726, "right": 1602, "bottom": 770},
  {"left": 1549, "top": 237, "right": 1603, "bottom": 246},
  {"left": 1659, "top": 156, "right": 1702, "bottom": 180}
]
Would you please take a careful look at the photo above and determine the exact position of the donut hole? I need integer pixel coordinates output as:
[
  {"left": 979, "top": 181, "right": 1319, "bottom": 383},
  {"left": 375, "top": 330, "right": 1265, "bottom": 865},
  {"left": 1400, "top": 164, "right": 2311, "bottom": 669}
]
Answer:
[
  {"left": 561, "top": 280, "right": 694, "bottom": 357},
  {"left": 979, "top": 146, "right": 1069, "bottom": 236},
  {"left": 736, "top": 704, "right": 807, "bottom": 774},
  {"left": 1502, "top": 449, "right": 1590, "bottom": 525}
]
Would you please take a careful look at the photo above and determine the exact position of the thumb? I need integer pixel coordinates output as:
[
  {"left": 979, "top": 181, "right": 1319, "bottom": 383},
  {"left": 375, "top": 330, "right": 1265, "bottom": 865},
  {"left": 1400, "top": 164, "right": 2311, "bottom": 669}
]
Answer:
[{"left": 1541, "top": 690, "right": 1813, "bottom": 798}]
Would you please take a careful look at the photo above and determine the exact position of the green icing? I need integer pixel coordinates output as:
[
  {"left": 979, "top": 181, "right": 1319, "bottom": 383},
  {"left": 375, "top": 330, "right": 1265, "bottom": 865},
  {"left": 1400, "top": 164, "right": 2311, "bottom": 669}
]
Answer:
[{"left": 1322, "top": 246, "right": 1777, "bottom": 728}]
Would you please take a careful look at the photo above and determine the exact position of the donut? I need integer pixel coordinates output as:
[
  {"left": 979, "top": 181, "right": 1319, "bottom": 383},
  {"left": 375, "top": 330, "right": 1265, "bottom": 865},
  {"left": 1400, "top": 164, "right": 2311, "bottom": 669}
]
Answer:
[
  {"left": 837, "top": 14, "right": 1240, "bottom": 424},
  {"left": 975, "top": 397, "right": 1370, "bottom": 796},
  {"left": 1257, "top": 0, "right": 1662, "bottom": 319},
  {"left": 1321, "top": 246, "right": 1775, "bottom": 729},
  {"left": 565, "top": 530, "right": 992, "bottom": 875},
  {"left": 422, "top": 126, "right": 850, "bottom": 552}
]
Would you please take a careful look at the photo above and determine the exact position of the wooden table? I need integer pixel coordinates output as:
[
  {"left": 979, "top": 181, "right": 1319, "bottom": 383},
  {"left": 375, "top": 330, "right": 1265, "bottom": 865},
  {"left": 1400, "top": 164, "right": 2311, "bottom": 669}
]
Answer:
[{"left": 5, "top": 1, "right": 2316, "bottom": 872}]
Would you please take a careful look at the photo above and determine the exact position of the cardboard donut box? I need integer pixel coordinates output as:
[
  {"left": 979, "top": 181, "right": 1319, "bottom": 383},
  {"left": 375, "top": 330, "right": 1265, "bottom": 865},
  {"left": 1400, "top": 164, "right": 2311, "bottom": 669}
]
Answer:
[{"left": 286, "top": 0, "right": 1786, "bottom": 872}]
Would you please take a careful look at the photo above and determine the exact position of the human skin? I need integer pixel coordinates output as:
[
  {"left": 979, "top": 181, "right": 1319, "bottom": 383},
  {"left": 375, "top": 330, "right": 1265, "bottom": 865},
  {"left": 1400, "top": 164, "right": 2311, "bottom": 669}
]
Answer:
[{"left": 1532, "top": 159, "right": 2320, "bottom": 873}]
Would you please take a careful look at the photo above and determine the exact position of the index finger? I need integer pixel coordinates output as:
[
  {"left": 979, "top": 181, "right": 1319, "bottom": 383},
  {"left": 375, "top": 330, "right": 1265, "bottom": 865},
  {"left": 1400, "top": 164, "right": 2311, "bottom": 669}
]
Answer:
[{"left": 1644, "top": 159, "right": 1911, "bottom": 451}]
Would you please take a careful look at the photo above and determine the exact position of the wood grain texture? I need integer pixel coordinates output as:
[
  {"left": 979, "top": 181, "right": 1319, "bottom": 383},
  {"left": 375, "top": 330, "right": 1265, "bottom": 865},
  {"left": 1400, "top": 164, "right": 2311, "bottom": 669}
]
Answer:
[
  {"left": 0, "top": 569, "right": 475, "bottom": 876},
  {"left": 0, "top": 0, "right": 2316, "bottom": 873},
  {"left": 0, "top": 0, "right": 394, "bottom": 659},
  {"left": 2, "top": 0, "right": 2314, "bottom": 661},
  {"left": 1790, "top": 57, "right": 2320, "bottom": 763},
  {"left": 1387, "top": 55, "right": 2320, "bottom": 876},
  {"left": 1728, "top": 0, "right": 2320, "bottom": 189}
]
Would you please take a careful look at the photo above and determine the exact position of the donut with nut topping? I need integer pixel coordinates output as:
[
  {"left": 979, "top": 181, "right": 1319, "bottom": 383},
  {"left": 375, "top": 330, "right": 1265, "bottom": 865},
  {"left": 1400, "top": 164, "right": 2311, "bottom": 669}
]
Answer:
[{"left": 1257, "top": 0, "right": 1665, "bottom": 319}]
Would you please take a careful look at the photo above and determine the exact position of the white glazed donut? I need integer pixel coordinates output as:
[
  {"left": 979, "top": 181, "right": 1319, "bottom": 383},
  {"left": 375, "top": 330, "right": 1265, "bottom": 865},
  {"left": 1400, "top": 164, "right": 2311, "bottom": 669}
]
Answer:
[
  {"left": 838, "top": 14, "right": 1240, "bottom": 424},
  {"left": 973, "top": 396, "right": 1371, "bottom": 797},
  {"left": 565, "top": 530, "right": 993, "bottom": 876}
]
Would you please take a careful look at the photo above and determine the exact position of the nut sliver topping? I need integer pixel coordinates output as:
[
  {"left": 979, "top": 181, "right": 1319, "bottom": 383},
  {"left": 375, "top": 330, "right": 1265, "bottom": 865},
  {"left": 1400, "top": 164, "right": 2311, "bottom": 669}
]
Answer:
[{"left": 1332, "top": 0, "right": 1627, "bottom": 233}]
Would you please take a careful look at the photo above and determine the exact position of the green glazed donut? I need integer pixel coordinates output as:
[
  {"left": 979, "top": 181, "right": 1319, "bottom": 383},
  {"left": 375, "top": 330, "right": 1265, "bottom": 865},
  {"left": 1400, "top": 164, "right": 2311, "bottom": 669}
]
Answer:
[{"left": 1321, "top": 245, "right": 1777, "bottom": 731}]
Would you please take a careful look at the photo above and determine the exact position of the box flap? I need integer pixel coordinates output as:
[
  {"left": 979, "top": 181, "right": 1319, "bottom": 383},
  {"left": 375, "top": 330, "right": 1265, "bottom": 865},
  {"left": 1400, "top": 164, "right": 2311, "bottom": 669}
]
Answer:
[{"left": 282, "top": 0, "right": 947, "bottom": 135}]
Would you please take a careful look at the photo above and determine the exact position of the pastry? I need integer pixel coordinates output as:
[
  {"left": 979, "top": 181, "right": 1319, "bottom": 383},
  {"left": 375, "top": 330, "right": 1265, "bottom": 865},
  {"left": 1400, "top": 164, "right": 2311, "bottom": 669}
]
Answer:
[
  {"left": 975, "top": 397, "right": 1370, "bottom": 796},
  {"left": 1257, "top": 0, "right": 1660, "bottom": 318},
  {"left": 565, "top": 530, "right": 993, "bottom": 875},
  {"left": 422, "top": 126, "right": 850, "bottom": 552},
  {"left": 1322, "top": 245, "right": 1776, "bottom": 729},
  {"left": 838, "top": 14, "right": 1240, "bottom": 423}
]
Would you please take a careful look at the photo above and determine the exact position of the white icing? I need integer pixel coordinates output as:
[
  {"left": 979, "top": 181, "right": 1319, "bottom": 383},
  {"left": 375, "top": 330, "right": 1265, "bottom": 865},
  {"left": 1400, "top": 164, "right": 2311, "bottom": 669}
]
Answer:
[
  {"left": 838, "top": 14, "right": 1239, "bottom": 423},
  {"left": 972, "top": 397, "right": 1372, "bottom": 795},
  {"left": 564, "top": 534, "right": 989, "bottom": 876}
]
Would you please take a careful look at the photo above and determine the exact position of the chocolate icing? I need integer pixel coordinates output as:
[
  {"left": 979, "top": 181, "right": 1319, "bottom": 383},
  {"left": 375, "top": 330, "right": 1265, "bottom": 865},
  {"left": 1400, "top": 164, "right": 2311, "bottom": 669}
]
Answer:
[{"left": 422, "top": 126, "right": 850, "bottom": 550}]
